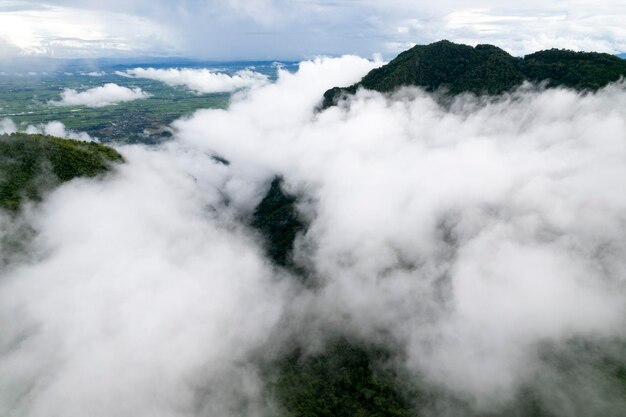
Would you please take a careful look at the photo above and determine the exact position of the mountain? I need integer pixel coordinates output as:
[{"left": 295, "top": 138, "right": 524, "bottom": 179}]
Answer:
[
  {"left": 0, "top": 133, "right": 123, "bottom": 211},
  {"left": 619, "top": 53, "right": 626, "bottom": 59},
  {"left": 251, "top": 176, "right": 306, "bottom": 269},
  {"left": 322, "top": 40, "right": 626, "bottom": 108}
]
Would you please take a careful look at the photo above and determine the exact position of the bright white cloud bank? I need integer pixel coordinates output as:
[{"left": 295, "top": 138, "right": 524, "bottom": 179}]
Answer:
[
  {"left": 2, "top": 55, "right": 626, "bottom": 416},
  {"left": 25, "top": 121, "right": 94, "bottom": 141},
  {"left": 1, "top": 118, "right": 94, "bottom": 141},
  {"left": 85, "top": 71, "right": 106, "bottom": 77},
  {"left": 0, "top": 4, "right": 179, "bottom": 58},
  {"left": 118, "top": 68, "right": 269, "bottom": 93},
  {"left": 0, "top": 117, "right": 16, "bottom": 134},
  {"left": 52, "top": 83, "right": 150, "bottom": 107}
]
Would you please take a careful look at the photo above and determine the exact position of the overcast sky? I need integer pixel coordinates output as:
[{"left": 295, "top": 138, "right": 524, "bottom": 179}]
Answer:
[{"left": 0, "top": 0, "right": 625, "bottom": 60}]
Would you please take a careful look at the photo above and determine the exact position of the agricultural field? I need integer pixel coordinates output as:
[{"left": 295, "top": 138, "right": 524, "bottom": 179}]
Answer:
[{"left": 0, "top": 60, "right": 293, "bottom": 143}]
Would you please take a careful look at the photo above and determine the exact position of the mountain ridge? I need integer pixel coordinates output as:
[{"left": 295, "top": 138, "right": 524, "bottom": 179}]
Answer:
[
  {"left": 322, "top": 40, "right": 626, "bottom": 108},
  {"left": 0, "top": 133, "right": 123, "bottom": 211}
]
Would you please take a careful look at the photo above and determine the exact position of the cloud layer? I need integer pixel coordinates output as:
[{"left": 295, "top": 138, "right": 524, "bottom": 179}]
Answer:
[
  {"left": 0, "top": 148, "right": 289, "bottom": 417},
  {"left": 0, "top": 3, "right": 180, "bottom": 58},
  {"left": 51, "top": 83, "right": 150, "bottom": 107},
  {"left": 1, "top": 1, "right": 625, "bottom": 59},
  {"left": 1, "top": 55, "right": 626, "bottom": 416},
  {"left": 0, "top": 117, "right": 17, "bottom": 134},
  {"left": 174, "top": 58, "right": 626, "bottom": 404},
  {"left": 117, "top": 68, "right": 269, "bottom": 94},
  {"left": 1, "top": 118, "right": 94, "bottom": 141},
  {"left": 25, "top": 120, "right": 94, "bottom": 141}
]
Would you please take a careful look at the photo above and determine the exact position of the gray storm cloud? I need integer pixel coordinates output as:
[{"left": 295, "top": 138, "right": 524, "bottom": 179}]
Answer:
[{"left": 1, "top": 55, "right": 626, "bottom": 416}]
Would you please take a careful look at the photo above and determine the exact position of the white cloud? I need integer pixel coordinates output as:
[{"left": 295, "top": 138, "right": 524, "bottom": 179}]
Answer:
[
  {"left": 173, "top": 57, "right": 626, "bottom": 405},
  {"left": 0, "top": 55, "right": 377, "bottom": 417},
  {"left": 85, "top": 71, "right": 106, "bottom": 76},
  {"left": 0, "top": 1, "right": 624, "bottom": 61},
  {"left": 0, "top": 147, "right": 288, "bottom": 417},
  {"left": 1, "top": 118, "right": 92, "bottom": 140},
  {"left": 437, "top": 7, "right": 626, "bottom": 55},
  {"left": 117, "top": 67, "right": 269, "bottom": 94},
  {"left": 2, "top": 54, "right": 626, "bottom": 416},
  {"left": 0, "top": 4, "right": 181, "bottom": 58},
  {"left": 51, "top": 83, "right": 150, "bottom": 107},
  {"left": 25, "top": 120, "right": 95, "bottom": 141},
  {"left": 0, "top": 117, "right": 16, "bottom": 134}
]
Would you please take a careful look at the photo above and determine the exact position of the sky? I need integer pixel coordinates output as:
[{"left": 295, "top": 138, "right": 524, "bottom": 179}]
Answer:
[{"left": 0, "top": 0, "right": 625, "bottom": 60}]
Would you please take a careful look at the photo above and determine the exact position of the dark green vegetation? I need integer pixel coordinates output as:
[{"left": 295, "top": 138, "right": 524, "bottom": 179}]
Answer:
[
  {"left": 251, "top": 177, "right": 306, "bottom": 268},
  {"left": 0, "top": 133, "right": 122, "bottom": 211},
  {"left": 322, "top": 40, "right": 626, "bottom": 108},
  {"left": 270, "top": 340, "right": 415, "bottom": 417},
  {"left": 521, "top": 49, "right": 626, "bottom": 90},
  {"left": 266, "top": 336, "right": 626, "bottom": 417},
  {"left": 249, "top": 180, "right": 626, "bottom": 416}
]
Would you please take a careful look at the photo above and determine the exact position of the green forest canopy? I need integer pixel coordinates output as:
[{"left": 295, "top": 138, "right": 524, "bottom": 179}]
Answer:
[
  {"left": 322, "top": 40, "right": 626, "bottom": 108},
  {"left": 0, "top": 133, "right": 123, "bottom": 211}
]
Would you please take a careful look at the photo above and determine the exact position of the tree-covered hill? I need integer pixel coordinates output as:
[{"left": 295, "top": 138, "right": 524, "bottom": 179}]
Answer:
[
  {"left": 0, "top": 133, "right": 123, "bottom": 211},
  {"left": 521, "top": 48, "right": 626, "bottom": 90},
  {"left": 322, "top": 40, "right": 626, "bottom": 108},
  {"left": 251, "top": 176, "right": 306, "bottom": 269},
  {"left": 249, "top": 174, "right": 626, "bottom": 417}
]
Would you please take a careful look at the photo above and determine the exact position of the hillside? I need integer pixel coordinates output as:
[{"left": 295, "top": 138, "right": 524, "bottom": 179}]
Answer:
[
  {"left": 251, "top": 177, "right": 306, "bottom": 269},
  {"left": 322, "top": 40, "right": 626, "bottom": 108},
  {"left": 250, "top": 173, "right": 626, "bottom": 417},
  {"left": 0, "top": 133, "right": 123, "bottom": 211}
]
